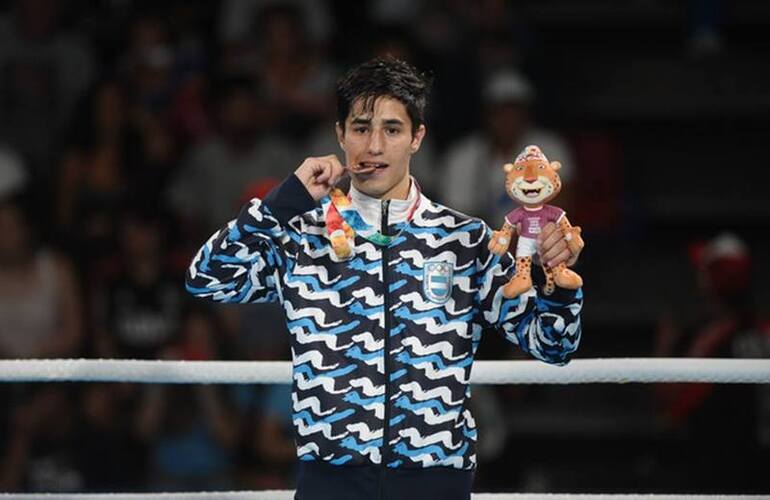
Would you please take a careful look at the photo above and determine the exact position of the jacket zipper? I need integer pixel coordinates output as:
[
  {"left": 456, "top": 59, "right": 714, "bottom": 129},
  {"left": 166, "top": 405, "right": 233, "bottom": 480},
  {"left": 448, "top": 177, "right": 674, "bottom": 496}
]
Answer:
[{"left": 379, "top": 200, "right": 391, "bottom": 499}]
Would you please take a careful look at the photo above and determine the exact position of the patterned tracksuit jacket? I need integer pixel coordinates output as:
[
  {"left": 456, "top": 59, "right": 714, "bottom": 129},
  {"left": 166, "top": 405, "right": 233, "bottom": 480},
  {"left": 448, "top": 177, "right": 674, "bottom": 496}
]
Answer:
[{"left": 186, "top": 175, "right": 582, "bottom": 480}]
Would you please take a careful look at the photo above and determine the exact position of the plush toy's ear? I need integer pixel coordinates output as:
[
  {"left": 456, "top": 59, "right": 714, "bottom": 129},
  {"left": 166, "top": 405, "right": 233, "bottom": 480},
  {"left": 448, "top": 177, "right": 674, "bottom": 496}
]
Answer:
[
  {"left": 550, "top": 161, "right": 562, "bottom": 171},
  {"left": 503, "top": 163, "right": 514, "bottom": 173}
]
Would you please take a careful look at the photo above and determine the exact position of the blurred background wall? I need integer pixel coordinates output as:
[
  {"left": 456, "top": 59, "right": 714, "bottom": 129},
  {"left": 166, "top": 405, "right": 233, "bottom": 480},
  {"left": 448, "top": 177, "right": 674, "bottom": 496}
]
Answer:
[{"left": 0, "top": 0, "right": 768, "bottom": 494}]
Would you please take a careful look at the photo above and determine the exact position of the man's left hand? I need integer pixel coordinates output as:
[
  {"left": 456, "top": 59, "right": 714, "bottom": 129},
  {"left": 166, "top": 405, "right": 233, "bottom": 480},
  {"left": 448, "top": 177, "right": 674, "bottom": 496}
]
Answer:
[{"left": 537, "top": 222, "right": 583, "bottom": 268}]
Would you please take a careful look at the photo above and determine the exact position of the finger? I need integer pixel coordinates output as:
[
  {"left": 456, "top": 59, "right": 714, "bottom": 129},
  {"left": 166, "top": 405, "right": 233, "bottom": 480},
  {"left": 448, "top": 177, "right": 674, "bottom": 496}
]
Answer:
[
  {"left": 572, "top": 237, "right": 585, "bottom": 253},
  {"left": 547, "top": 248, "right": 573, "bottom": 268},
  {"left": 542, "top": 225, "right": 563, "bottom": 250},
  {"left": 327, "top": 156, "right": 347, "bottom": 184},
  {"left": 567, "top": 241, "right": 583, "bottom": 266},
  {"left": 302, "top": 158, "right": 326, "bottom": 179},
  {"left": 541, "top": 233, "right": 563, "bottom": 256},
  {"left": 314, "top": 159, "right": 333, "bottom": 185},
  {"left": 537, "top": 222, "right": 557, "bottom": 245},
  {"left": 542, "top": 240, "right": 567, "bottom": 263}
]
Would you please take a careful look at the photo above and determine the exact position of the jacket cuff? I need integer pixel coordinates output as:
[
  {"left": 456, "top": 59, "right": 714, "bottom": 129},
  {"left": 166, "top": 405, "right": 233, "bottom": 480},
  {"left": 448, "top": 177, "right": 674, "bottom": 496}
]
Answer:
[
  {"left": 540, "top": 286, "right": 582, "bottom": 304},
  {"left": 263, "top": 174, "right": 316, "bottom": 226}
]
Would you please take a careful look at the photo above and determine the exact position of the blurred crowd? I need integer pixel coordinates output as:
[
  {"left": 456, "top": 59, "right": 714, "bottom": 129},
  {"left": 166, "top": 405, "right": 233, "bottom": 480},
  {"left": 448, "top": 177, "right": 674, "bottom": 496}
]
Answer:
[{"left": 0, "top": 0, "right": 768, "bottom": 494}]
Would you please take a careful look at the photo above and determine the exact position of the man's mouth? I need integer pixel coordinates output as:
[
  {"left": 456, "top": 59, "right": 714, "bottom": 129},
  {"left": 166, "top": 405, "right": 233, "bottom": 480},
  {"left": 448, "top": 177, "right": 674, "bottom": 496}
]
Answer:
[{"left": 355, "top": 161, "right": 388, "bottom": 173}]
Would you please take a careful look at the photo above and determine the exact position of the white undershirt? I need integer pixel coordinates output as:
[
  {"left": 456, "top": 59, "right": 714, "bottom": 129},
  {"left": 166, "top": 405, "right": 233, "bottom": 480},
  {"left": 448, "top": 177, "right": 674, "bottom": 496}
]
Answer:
[{"left": 349, "top": 178, "right": 418, "bottom": 232}]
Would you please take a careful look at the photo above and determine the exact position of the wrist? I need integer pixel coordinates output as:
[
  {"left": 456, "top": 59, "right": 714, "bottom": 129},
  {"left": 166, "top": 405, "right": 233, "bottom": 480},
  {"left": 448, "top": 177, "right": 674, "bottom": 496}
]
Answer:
[{"left": 262, "top": 174, "right": 317, "bottom": 225}]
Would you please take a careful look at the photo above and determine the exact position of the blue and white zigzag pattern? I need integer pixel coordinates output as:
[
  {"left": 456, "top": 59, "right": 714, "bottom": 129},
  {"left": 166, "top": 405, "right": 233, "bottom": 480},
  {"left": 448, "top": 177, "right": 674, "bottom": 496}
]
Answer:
[{"left": 187, "top": 195, "right": 582, "bottom": 470}]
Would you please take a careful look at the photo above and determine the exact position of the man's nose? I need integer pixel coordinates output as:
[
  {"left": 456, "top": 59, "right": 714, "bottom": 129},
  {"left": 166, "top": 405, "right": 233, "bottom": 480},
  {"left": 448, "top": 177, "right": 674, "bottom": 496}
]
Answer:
[{"left": 367, "top": 130, "right": 384, "bottom": 155}]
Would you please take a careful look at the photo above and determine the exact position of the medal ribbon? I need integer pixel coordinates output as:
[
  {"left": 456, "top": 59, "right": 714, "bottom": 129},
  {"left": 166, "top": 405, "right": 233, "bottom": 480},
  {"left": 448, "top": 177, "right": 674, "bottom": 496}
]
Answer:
[{"left": 322, "top": 185, "right": 421, "bottom": 247}]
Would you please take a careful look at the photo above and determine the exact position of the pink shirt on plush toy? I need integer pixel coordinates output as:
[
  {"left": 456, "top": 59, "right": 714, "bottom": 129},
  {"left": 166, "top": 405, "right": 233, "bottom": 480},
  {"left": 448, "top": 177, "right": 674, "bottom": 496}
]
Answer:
[{"left": 505, "top": 205, "right": 565, "bottom": 239}]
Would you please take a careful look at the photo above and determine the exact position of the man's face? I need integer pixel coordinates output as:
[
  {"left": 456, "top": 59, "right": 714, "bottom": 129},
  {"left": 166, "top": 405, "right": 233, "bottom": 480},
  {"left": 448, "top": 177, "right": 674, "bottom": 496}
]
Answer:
[{"left": 337, "top": 96, "right": 425, "bottom": 200}]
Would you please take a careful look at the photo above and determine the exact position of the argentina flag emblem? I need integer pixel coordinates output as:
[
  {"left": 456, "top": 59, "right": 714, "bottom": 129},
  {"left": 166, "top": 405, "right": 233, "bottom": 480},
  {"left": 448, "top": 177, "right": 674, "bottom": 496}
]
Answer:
[{"left": 423, "top": 261, "right": 453, "bottom": 304}]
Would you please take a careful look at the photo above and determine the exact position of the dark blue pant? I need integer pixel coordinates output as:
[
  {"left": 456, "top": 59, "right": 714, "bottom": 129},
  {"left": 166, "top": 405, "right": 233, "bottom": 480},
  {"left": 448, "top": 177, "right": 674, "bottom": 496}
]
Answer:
[{"left": 294, "top": 462, "right": 474, "bottom": 500}]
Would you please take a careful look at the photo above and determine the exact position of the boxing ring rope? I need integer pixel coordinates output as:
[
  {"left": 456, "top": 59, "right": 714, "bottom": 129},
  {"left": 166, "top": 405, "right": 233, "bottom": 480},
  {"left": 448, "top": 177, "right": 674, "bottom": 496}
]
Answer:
[
  {"left": 1, "top": 358, "right": 768, "bottom": 500},
  {"left": 0, "top": 358, "right": 769, "bottom": 385},
  {"left": 0, "top": 493, "right": 767, "bottom": 500}
]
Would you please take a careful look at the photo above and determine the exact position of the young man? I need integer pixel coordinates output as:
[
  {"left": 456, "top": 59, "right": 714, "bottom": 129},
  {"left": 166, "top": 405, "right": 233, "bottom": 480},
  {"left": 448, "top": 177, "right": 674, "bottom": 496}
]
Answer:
[{"left": 186, "top": 57, "right": 583, "bottom": 500}]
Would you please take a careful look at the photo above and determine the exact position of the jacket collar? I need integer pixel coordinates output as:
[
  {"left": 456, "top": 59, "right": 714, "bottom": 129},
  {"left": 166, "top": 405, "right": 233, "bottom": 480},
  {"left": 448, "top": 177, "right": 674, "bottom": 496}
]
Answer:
[{"left": 349, "top": 177, "right": 421, "bottom": 230}]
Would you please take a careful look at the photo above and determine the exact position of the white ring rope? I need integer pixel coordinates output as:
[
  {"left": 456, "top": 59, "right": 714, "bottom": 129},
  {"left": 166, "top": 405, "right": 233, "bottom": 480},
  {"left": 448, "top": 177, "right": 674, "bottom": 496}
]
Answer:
[
  {"left": 0, "top": 358, "right": 768, "bottom": 385},
  {"left": 0, "top": 492, "right": 766, "bottom": 499},
  {"left": 1, "top": 361, "right": 767, "bottom": 499}
]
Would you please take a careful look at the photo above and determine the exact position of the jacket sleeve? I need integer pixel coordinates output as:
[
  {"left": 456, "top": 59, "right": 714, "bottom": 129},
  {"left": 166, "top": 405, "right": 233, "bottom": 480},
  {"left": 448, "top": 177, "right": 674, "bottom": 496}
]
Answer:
[
  {"left": 475, "top": 227, "right": 582, "bottom": 365},
  {"left": 185, "top": 174, "right": 315, "bottom": 304}
]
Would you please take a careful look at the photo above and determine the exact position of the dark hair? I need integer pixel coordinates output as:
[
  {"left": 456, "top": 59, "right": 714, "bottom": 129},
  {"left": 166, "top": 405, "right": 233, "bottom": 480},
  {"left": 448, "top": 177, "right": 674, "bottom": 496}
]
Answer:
[{"left": 336, "top": 56, "right": 433, "bottom": 135}]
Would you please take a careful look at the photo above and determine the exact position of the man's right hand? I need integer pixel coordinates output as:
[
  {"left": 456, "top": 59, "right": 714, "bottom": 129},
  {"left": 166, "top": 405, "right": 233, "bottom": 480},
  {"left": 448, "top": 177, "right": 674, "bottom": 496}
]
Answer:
[{"left": 294, "top": 155, "right": 347, "bottom": 202}]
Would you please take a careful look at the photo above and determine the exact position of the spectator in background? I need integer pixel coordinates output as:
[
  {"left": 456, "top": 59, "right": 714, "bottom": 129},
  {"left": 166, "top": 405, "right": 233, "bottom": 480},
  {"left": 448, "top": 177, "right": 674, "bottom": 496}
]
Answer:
[
  {"left": 0, "top": 190, "right": 82, "bottom": 360},
  {"left": 466, "top": 0, "right": 532, "bottom": 72},
  {"left": 165, "top": 2, "right": 216, "bottom": 148},
  {"left": 0, "top": 0, "right": 94, "bottom": 184},
  {"left": 568, "top": 131, "right": 625, "bottom": 237},
  {"left": 654, "top": 232, "right": 769, "bottom": 492},
  {"left": 440, "top": 68, "right": 575, "bottom": 225},
  {"left": 252, "top": 3, "right": 337, "bottom": 140},
  {"left": 0, "top": 184, "right": 80, "bottom": 490},
  {"left": 90, "top": 205, "right": 186, "bottom": 360},
  {"left": 121, "top": 14, "right": 176, "bottom": 116},
  {"left": 1, "top": 384, "right": 148, "bottom": 492},
  {"left": 73, "top": 384, "right": 147, "bottom": 492},
  {"left": 0, "top": 147, "right": 28, "bottom": 198},
  {"left": 231, "top": 382, "right": 295, "bottom": 490},
  {"left": 217, "top": 2, "right": 336, "bottom": 140},
  {"left": 167, "top": 76, "right": 297, "bottom": 237},
  {"left": 55, "top": 80, "right": 176, "bottom": 275},
  {"left": 686, "top": 0, "right": 725, "bottom": 59},
  {"left": 0, "top": 388, "right": 83, "bottom": 492},
  {"left": 219, "top": 0, "right": 332, "bottom": 54},
  {"left": 118, "top": 14, "right": 179, "bottom": 165},
  {"left": 137, "top": 308, "right": 238, "bottom": 491},
  {"left": 122, "top": 11, "right": 212, "bottom": 148}
]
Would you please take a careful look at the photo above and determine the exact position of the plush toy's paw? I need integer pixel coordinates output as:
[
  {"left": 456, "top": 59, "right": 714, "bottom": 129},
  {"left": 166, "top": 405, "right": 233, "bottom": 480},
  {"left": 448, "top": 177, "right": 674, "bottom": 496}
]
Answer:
[
  {"left": 502, "top": 274, "right": 533, "bottom": 298},
  {"left": 554, "top": 266, "right": 583, "bottom": 290},
  {"left": 488, "top": 231, "right": 510, "bottom": 256},
  {"left": 503, "top": 256, "right": 533, "bottom": 298},
  {"left": 565, "top": 226, "right": 584, "bottom": 256}
]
